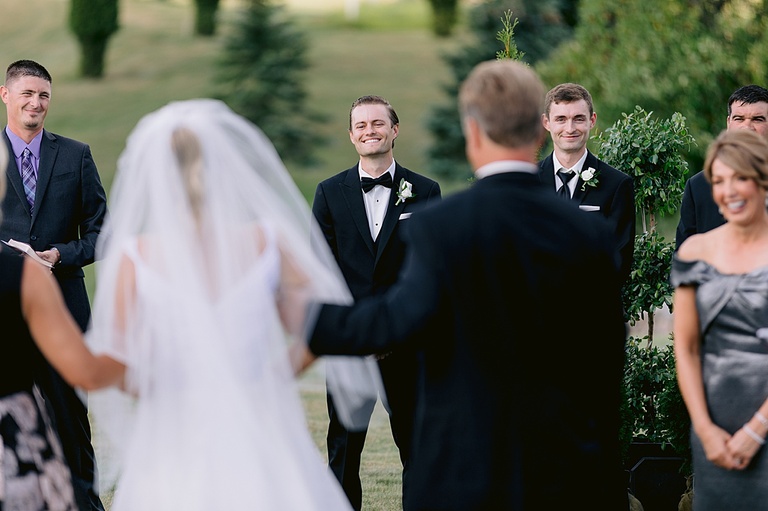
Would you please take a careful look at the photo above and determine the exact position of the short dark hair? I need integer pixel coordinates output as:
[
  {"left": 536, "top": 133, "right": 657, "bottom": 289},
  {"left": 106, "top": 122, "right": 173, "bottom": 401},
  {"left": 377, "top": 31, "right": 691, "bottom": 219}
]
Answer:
[
  {"left": 348, "top": 95, "right": 399, "bottom": 131},
  {"left": 544, "top": 83, "right": 594, "bottom": 117},
  {"left": 727, "top": 85, "right": 768, "bottom": 116},
  {"left": 5, "top": 60, "right": 52, "bottom": 86}
]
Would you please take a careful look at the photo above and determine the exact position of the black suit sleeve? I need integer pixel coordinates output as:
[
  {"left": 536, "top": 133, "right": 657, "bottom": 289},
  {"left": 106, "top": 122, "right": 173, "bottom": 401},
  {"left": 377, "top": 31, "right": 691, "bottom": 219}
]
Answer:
[
  {"left": 52, "top": 144, "right": 107, "bottom": 270},
  {"left": 310, "top": 216, "right": 441, "bottom": 356},
  {"left": 675, "top": 177, "right": 696, "bottom": 250},
  {"left": 424, "top": 181, "right": 441, "bottom": 202},
  {"left": 311, "top": 182, "right": 338, "bottom": 261},
  {"left": 612, "top": 175, "right": 635, "bottom": 282}
]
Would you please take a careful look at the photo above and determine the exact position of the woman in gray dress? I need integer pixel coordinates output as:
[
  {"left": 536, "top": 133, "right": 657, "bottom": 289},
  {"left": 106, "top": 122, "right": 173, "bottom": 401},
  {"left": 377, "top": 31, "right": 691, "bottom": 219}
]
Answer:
[{"left": 672, "top": 129, "right": 768, "bottom": 510}]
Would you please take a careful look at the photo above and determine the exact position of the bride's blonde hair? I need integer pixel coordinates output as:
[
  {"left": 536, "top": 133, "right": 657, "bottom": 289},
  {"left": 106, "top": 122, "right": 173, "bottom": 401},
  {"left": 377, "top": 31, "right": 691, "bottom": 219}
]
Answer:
[{"left": 171, "top": 127, "right": 205, "bottom": 224}]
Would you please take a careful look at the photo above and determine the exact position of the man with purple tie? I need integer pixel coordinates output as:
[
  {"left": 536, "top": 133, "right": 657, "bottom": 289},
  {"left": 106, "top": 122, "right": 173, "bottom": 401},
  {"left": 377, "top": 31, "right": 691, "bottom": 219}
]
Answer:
[{"left": 0, "top": 59, "right": 107, "bottom": 511}]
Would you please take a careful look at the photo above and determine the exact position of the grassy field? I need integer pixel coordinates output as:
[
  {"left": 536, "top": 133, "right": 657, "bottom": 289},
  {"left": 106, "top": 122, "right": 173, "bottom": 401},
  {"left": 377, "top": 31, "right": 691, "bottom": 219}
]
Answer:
[{"left": 0, "top": 0, "right": 469, "bottom": 509}]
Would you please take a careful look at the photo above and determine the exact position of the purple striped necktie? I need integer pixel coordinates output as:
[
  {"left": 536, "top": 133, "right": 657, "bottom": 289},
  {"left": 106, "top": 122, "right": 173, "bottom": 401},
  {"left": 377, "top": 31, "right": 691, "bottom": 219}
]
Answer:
[{"left": 21, "top": 148, "right": 36, "bottom": 213}]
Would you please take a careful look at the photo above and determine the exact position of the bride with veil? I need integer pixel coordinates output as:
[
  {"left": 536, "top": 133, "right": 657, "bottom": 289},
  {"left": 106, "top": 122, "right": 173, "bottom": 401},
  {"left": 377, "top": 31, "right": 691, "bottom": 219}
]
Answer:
[{"left": 80, "top": 99, "right": 384, "bottom": 509}]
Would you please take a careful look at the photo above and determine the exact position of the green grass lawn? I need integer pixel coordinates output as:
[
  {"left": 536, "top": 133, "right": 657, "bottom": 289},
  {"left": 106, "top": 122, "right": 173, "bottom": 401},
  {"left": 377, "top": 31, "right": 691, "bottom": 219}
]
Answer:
[{"left": 1, "top": 1, "right": 470, "bottom": 509}]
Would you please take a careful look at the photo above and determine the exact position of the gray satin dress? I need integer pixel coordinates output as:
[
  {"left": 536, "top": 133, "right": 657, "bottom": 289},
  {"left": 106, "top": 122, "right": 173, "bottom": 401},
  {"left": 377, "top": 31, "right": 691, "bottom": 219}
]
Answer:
[{"left": 671, "top": 256, "right": 768, "bottom": 510}]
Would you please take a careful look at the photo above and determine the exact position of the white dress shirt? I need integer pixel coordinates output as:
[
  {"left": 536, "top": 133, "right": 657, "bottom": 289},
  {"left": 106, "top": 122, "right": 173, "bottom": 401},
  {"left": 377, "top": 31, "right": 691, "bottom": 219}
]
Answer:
[
  {"left": 552, "top": 150, "right": 588, "bottom": 196},
  {"left": 359, "top": 161, "right": 395, "bottom": 241}
]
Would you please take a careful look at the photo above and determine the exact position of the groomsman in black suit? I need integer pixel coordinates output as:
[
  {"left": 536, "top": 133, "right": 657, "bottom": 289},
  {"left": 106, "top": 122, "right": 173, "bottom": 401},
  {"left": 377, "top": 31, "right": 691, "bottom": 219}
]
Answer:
[
  {"left": 675, "top": 84, "right": 768, "bottom": 248},
  {"left": 538, "top": 83, "right": 635, "bottom": 282},
  {"left": 312, "top": 95, "right": 441, "bottom": 510},
  {"left": 0, "top": 60, "right": 107, "bottom": 510},
  {"left": 298, "top": 60, "right": 629, "bottom": 511}
]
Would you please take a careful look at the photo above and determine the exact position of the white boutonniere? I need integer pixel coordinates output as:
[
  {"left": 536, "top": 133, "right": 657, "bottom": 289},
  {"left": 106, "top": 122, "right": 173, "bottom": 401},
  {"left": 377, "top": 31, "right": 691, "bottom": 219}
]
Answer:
[
  {"left": 395, "top": 178, "right": 416, "bottom": 205},
  {"left": 579, "top": 167, "right": 599, "bottom": 191}
]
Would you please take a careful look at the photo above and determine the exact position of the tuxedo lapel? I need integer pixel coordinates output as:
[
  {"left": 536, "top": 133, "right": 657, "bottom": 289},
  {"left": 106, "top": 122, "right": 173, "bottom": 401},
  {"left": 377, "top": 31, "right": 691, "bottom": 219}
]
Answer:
[
  {"left": 374, "top": 164, "right": 407, "bottom": 265},
  {"left": 538, "top": 154, "right": 557, "bottom": 190},
  {"left": 340, "top": 166, "right": 376, "bottom": 256},
  {"left": 32, "top": 130, "right": 58, "bottom": 225},
  {"left": 3, "top": 133, "right": 32, "bottom": 217},
  {"left": 571, "top": 151, "right": 599, "bottom": 204}
]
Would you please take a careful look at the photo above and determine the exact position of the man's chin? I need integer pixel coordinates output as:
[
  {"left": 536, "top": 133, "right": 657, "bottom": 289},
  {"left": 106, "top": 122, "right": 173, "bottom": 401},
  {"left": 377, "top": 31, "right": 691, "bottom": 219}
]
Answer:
[{"left": 23, "top": 120, "right": 43, "bottom": 130}]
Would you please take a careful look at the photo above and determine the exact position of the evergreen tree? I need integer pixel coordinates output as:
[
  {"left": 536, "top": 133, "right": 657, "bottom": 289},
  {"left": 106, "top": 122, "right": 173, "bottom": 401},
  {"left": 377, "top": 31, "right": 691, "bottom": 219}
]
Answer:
[
  {"left": 214, "top": 0, "right": 324, "bottom": 165},
  {"left": 426, "top": 0, "right": 575, "bottom": 179},
  {"left": 69, "top": 0, "right": 119, "bottom": 78},
  {"left": 427, "top": 0, "right": 460, "bottom": 37},
  {"left": 194, "top": 0, "right": 220, "bottom": 36}
]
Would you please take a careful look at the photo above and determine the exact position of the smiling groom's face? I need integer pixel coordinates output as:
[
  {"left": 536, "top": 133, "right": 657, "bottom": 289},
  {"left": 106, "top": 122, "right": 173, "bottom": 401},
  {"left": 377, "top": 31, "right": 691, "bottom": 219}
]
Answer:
[{"left": 349, "top": 103, "right": 399, "bottom": 158}]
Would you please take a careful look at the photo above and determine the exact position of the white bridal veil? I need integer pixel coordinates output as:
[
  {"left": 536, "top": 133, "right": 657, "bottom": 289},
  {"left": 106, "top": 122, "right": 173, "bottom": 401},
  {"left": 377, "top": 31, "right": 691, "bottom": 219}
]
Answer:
[{"left": 85, "top": 99, "right": 383, "bottom": 505}]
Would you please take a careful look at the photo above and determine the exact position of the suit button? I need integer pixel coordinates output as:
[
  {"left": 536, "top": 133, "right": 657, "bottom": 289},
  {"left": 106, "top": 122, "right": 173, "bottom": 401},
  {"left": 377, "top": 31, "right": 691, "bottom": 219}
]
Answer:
[{"left": 30, "top": 235, "right": 38, "bottom": 241}]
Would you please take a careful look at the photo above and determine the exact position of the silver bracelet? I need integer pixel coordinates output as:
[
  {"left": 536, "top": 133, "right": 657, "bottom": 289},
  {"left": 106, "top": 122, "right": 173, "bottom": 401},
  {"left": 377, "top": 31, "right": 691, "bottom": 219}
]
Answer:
[
  {"left": 756, "top": 411, "right": 768, "bottom": 429},
  {"left": 744, "top": 424, "right": 766, "bottom": 445}
]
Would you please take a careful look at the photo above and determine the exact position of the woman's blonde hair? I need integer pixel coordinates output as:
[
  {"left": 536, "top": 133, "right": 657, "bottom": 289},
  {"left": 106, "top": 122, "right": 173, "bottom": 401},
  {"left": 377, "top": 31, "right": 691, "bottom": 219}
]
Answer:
[
  {"left": 171, "top": 127, "right": 205, "bottom": 224},
  {"left": 704, "top": 129, "right": 768, "bottom": 190}
]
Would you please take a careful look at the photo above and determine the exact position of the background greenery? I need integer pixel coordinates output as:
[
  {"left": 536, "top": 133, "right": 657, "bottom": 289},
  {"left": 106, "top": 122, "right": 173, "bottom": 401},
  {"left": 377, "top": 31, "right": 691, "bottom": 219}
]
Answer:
[{"left": 2, "top": 0, "right": 717, "bottom": 508}]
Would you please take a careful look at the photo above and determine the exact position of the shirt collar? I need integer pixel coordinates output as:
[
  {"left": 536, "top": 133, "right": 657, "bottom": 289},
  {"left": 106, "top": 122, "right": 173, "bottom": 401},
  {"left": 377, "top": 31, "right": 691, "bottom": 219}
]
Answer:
[
  {"left": 5, "top": 126, "right": 43, "bottom": 159},
  {"left": 475, "top": 160, "right": 538, "bottom": 179},
  {"left": 552, "top": 149, "right": 588, "bottom": 176},
  {"left": 358, "top": 160, "right": 396, "bottom": 180}
]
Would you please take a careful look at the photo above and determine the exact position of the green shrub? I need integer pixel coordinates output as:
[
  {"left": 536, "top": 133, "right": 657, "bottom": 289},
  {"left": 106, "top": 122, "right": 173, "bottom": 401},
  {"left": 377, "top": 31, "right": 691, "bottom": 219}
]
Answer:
[{"left": 69, "top": 0, "right": 118, "bottom": 78}]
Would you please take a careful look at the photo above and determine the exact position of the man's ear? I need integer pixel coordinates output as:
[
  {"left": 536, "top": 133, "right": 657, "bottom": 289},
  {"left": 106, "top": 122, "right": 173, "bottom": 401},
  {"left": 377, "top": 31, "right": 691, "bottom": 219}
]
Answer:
[
  {"left": 463, "top": 117, "right": 482, "bottom": 151},
  {"left": 541, "top": 112, "right": 551, "bottom": 132}
]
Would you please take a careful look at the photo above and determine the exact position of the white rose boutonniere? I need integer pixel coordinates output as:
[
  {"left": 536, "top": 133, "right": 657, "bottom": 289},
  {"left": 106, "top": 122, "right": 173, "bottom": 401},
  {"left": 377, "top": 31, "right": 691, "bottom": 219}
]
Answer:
[
  {"left": 580, "top": 166, "right": 599, "bottom": 191},
  {"left": 395, "top": 178, "right": 416, "bottom": 205}
]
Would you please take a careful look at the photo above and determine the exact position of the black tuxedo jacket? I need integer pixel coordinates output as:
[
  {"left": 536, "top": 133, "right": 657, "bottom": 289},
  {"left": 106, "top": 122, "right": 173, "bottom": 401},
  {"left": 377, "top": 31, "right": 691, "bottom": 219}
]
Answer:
[
  {"left": 675, "top": 170, "right": 724, "bottom": 249},
  {"left": 311, "top": 170, "right": 628, "bottom": 510},
  {"left": 1, "top": 129, "right": 107, "bottom": 330},
  {"left": 538, "top": 151, "right": 635, "bottom": 282},
  {"left": 312, "top": 162, "right": 441, "bottom": 300}
]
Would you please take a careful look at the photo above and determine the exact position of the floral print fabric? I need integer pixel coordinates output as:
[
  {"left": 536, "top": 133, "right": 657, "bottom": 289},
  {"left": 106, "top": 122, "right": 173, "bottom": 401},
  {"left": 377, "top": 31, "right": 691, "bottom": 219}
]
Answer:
[{"left": 0, "top": 389, "right": 76, "bottom": 511}]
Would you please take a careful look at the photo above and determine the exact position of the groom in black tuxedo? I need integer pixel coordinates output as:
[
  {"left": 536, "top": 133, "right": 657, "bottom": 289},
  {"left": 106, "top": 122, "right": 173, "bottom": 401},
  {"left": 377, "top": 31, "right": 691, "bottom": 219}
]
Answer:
[
  {"left": 300, "top": 61, "right": 629, "bottom": 510},
  {"left": 538, "top": 83, "right": 635, "bottom": 283},
  {"left": 312, "top": 95, "right": 441, "bottom": 510}
]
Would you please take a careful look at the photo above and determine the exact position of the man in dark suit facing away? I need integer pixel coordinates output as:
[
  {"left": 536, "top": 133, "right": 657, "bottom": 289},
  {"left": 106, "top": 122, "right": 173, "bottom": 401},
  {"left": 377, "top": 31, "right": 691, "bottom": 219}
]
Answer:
[
  {"left": 538, "top": 83, "right": 635, "bottom": 283},
  {"left": 312, "top": 95, "right": 441, "bottom": 510},
  {"left": 297, "top": 60, "right": 629, "bottom": 511},
  {"left": 0, "top": 59, "right": 107, "bottom": 511}
]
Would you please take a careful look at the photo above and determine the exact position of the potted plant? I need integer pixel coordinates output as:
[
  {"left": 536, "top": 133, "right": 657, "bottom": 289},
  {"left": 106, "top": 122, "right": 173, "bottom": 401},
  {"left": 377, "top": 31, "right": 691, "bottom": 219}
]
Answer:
[{"left": 596, "top": 106, "right": 696, "bottom": 510}]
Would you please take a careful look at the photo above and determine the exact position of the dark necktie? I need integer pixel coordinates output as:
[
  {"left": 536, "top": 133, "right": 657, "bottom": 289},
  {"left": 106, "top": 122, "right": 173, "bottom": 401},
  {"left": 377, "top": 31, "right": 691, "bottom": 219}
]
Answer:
[
  {"left": 557, "top": 169, "right": 574, "bottom": 199},
  {"left": 21, "top": 148, "right": 36, "bottom": 213},
  {"left": 361, "top": 172, "right": 392, "bottom": 193}
]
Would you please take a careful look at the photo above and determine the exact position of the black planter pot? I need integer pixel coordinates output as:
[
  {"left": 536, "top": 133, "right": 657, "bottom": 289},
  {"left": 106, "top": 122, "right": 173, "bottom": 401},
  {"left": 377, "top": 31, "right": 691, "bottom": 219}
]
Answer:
[{"left": 625, "top": 441, "right": 687, "bottom": 511}]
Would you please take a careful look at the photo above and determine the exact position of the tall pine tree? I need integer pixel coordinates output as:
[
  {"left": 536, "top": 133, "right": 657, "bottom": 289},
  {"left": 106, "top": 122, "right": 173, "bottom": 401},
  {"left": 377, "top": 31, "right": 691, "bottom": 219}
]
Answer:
[
  {"left": 69, "top": 0, "right": 119, "bottom": 78},
  {"left": 214, "top": 0, "right": 324, "bottom": 164},
  {"left": 426, "top": 0, "right": 576, "bottom": 179}
]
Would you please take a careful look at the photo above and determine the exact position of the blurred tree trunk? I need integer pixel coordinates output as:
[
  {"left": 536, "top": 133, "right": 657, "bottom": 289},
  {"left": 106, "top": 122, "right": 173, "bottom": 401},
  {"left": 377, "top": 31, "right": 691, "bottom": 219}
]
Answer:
[
  {"left": 69, "top": 0, "right": 118, "bottom": 78},
  {"left": 428, "top": 0, "right": 459, "bottom": 37},
  {"left": 194, "top": 0, "right": 220, "bottom": 36}
]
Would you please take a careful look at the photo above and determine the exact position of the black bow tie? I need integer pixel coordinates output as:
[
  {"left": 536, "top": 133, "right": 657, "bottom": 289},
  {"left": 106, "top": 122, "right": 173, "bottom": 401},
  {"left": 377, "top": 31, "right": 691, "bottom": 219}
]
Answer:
[{"left": 361, "top": 173, "right": 393, "bottom": 193}]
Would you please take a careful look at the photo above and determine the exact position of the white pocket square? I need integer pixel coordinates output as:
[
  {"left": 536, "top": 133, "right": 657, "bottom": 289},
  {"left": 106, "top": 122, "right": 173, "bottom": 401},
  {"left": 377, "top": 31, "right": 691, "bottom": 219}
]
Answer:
[
  {"left": 578, "top": 205, "right": 601, "bottom": 212},
  {"left": 399, "top": 212, "right": 412, "bottom": 220}
]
